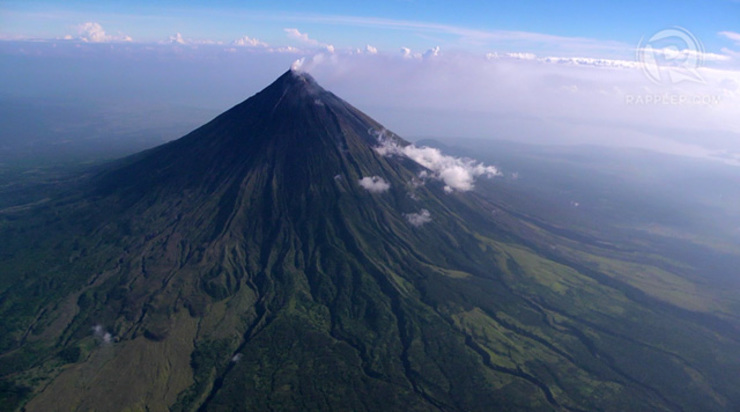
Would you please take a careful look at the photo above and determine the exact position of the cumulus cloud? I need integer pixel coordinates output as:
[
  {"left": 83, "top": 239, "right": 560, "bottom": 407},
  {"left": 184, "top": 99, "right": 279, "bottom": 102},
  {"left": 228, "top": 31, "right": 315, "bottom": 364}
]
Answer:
[
  {"left": 358, "top": 176, "right": 391, "bottom": 193},
  {"left": 399, "top": 46, "right": 441, "bottom": 59},
  {"left": 396, "top": 46, "right": 442, "bottom": 59},
  {"left": 401, "top": 47, "right": 428, "bottom": 59},
  {"left": 405, "top": 209, "right": 432, "bottom": 227},
  {"left": 423, "top": 46, "right": 441, "bottom": 59},
  {"left": 78, "top": 22, "right": 108, "bottom": 43},
  {"left": 284, "top": 28, "right": 320, "bottom": 45},
  {"left": 283, "top": 28, "right": 336, "bottom": 55},
  {"left": 161, "top": 34, "right": 224, "bottom": 46},
  {"left": 233, "top": 35, "right": 268, "bottom": 47},
  {"left": 365, "top": 45, "right": 378, "bottom": 54},
  {"left": 168, "top": 32, "right": 187, "bottom": 45},
  {"left": 373, "top": 133, "right": 499, "bottom": 192},
  {"left": 72, "top": 22, "right": 132, "bottom": 43}
]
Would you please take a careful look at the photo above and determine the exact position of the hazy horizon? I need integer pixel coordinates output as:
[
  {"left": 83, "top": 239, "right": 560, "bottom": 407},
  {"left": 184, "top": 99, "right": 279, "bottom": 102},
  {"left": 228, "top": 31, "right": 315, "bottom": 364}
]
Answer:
[{"left": 1, "top": 1, "right": 739, "bottom": 166}]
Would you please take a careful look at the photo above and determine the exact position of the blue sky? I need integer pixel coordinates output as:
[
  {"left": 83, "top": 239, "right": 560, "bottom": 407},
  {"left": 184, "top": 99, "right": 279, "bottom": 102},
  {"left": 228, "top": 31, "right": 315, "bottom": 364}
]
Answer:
[
  {"left": 1, "top": 0, "right": 738, "bottom": 55},
  {"left": 1, "top": 1, "right": 739, "bottom": 162}
]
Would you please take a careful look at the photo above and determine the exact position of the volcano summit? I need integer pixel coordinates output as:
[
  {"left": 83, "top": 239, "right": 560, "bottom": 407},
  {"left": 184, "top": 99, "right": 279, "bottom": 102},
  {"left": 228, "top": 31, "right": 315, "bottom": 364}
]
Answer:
[{"left": 1, "top": 70, "right": 739, "bottom": 411}]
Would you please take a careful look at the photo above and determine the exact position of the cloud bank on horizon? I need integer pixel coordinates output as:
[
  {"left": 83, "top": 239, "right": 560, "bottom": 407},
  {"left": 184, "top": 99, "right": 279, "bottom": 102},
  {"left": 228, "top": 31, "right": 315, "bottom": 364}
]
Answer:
[
  {"left": 1, "top": 14, "right": 740, "bottom": 164},
  {"left": 64, "top": 22, "right": 132, "bottom": 43}
]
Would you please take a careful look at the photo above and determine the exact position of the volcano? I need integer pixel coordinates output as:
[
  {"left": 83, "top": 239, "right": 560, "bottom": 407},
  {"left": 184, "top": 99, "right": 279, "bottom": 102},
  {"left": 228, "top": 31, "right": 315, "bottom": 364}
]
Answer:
[{"left": 2, "top": 70, "right": 740, "bottom": 411}]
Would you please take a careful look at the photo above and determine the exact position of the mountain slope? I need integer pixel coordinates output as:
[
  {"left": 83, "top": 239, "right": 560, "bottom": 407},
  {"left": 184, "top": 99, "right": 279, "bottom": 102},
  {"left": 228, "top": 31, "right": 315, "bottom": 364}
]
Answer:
[{"left": 1, "top": 70, "right": 739, "bottom": 411}]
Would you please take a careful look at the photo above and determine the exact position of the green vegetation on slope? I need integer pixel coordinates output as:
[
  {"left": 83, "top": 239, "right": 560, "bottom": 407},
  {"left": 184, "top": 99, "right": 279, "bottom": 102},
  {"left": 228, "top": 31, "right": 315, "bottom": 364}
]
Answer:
[{"left": 1, "top": 71, "right": 739, "bottom": 411}]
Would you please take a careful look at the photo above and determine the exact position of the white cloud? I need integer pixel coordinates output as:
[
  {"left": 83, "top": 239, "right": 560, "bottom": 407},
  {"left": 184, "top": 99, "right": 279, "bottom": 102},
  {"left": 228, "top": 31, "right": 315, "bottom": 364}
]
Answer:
[
  {"left": 540, "top": 55, "right": 640, "bottom": 68},
  {"left": 168, "top": 32, "right": 187, "bottom": 45},
  {"left": 282, "top": 14, "right": 630, "bottom": 55},
  {"left": 637, "top": 47, "right": 731, "bottom": 63},
  {"left": 274, "top": 46, "right": 302, "bottom": 54},
  {"left": 284, "top": 28, "right": 319, "bottom": 45},
  {"left": 400, "top": 47, "right": 428, "bottom": 59},
  {"left": 233, "top": 35, "right": 268, "bottom": 47},
  {"left": 405, "top": 209, "right": 432, "bottom": 227},
  {"left": 719, "top": 31, "right": 740, "bottom": 44},
  {"left": 494, "top": 53, "right": 537, "bottom": 60},
  {"left": 374, "top": 135, "right": 499, "bottom": 192},
  {"left": 722, "top": 47, "right": 740, "bottom": 61},
  {"left": 719, "top": 32, "right": 740, "bottom": 64},
  {"left": 12, "top": 27, "right": 740, "bottom": 163},
  {"left": 297, "top": 49, "right": 740, "bottom": 161},
  {"left": 507, "top": 52, "right": 537, "bottom": 60},
  {"left": 423, "top": 46, "right": 441, "bottom": 59},
  {"left": 489, "top": 49, "right": 732, "bottom": 71},
  {"left": 283, "top": 28, "right": 336, "bottom": 54},
  {"left": 92, "top": 324, "right": 114, "bottom": 344},
  {"left": 358, "top": 176, "right": 391, "bottom": 193},
  {"left": 486, "top": 52, "right": 639, "bottom": 68},
  {"left": 73, "top": 22, "right": 132, "bottom": 43},
  {"left": 365, "top": 45, "right": 378, "bottom": 54},
  {"left": 160, "top": 33, "right": 225, "bottom": 46},
  {"left": 487, "top": 52, "right": 537, "bottom": 61},
  {"left": 78, "top": 22, "right": 107, "bottom": 43}
]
